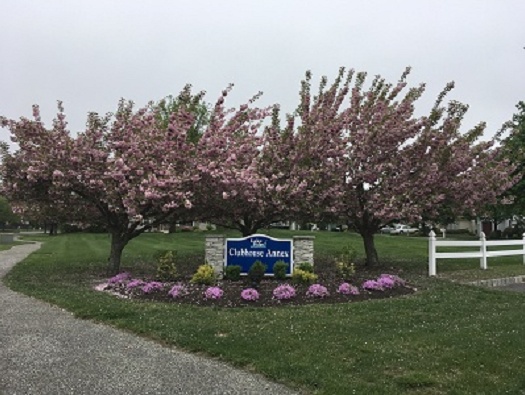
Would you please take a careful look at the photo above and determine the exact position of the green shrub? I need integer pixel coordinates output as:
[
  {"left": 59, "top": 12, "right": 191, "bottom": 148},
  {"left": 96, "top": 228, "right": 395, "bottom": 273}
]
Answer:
[
  {"left": 85, "top": 224, "right": 108, "bottom": 233},
  {"left": 296, "top": 262, "right": 314, "bottom": 273},
  {"left": 337, "top": 261, "right": 355, "bottom": 280},
  {"left": 248, "top": 260, "right": 267, "bottom": 284},
  {"left": 490, "top": 230, "right": 502, "bottom": 239},
  {"left": 191, "top": 264, "right": 216, "bottom": 285},
  {"left": 292, "top": 268, "right": 318, "bottom": 284},
  {"left": 503, "top": 226, "right": 525, "bottom": 239},
  {"left": 273, "top": 260, "right": 289, "bottom": 280},
  {"left": 61, "top": 224, "right": 82, "bottom": 233},
  {"left": 224, "top": 265, "right": 242, "bottom": 281},
  {"left": 445, "top": 229, "right": 471, "bottom": 235},
  {"left": 336, "top": 244, "right": 356, "bottom": 280},
  {"left": 340, "top": 244, "right": 356, "bottom": 263},
  {"left": 156, "top": 250, "right": 178, "bottom": 281}
]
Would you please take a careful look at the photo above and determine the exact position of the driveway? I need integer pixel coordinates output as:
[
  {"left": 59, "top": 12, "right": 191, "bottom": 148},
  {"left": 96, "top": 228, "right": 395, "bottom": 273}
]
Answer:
[{"left": 0, "top": 243, "right": 299, "bottom": 395}]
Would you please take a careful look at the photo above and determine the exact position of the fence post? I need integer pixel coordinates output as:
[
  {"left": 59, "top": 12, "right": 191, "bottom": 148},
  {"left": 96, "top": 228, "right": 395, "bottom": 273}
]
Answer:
[
  {"left": 480, "top": 232, "right": 487, "bottom": 270},
  {"left": 429, "top": 230, "right": 436, "bottom": 276},
  {"left": 523, "top": 233, "right": 525, "bottom": 265}
]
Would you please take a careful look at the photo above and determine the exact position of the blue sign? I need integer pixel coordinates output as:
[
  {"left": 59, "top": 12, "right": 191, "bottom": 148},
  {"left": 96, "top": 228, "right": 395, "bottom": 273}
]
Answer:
[{"left": 225, "top": 234, "right": 293, "bottom": 275}]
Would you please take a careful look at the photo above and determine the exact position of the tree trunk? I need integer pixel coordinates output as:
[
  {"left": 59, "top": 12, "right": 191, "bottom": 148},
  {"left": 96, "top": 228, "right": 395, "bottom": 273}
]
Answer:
[
  {"left": 353, "top": 209, "right": 381, "bottom": 266},
  {"left": 166, "top": 214, "right": 178, "bottom": 233},
  {"left": 361, "top": 231, "right": 379, "bottom": 266},
  {"left": 240, "top": 226, "right": 254, "bottom": 237},
  {"left": 238, "top": 219, "right": 260, "bottom": 237},
  {"left": 49, "top": 223, "right": 57, "bottom": 236},
  {"left": 107, "top": 232, "right": 129, "bottom": 276},
  {"left": 168, "top": 221, "right": 177, "bottom": 233}
]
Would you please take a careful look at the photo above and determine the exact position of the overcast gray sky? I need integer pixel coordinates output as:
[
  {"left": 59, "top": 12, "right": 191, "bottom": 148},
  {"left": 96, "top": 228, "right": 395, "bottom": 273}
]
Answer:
[{"left": 1, "top": 0, "right": 524, "bottom": 146}]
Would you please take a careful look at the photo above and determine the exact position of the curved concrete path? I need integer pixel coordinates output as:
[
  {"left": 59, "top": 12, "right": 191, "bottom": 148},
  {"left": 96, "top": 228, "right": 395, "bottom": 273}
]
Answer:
[{"left": 0, "top": 243, "right": 299, "bottom": 395}]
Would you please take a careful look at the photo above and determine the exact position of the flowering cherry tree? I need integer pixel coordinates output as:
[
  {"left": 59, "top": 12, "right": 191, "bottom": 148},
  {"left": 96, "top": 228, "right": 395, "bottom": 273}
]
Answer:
[
  {"left": 195, "top": 91, "right": 340, "bottom": 236},
  {"left": 294, "top": 67, "right": 514, "bottom": 265},
  {"left": 1, "top": 94, "right": 201, "bottom": 274},
  {"left": 193, "top": 88, "right": 272, "bottom": 235},
  {"left": 1, "top": 87, "right": 292, "bottom": 273},
  {"left": 194, "top": 89, "right": 314, "bottom": 236},
  {"left": 497, "top": 101, "right": 525, "bottom": 216},
  {"left": 1, "top": 70, "right": 515, "bottom": 271}
]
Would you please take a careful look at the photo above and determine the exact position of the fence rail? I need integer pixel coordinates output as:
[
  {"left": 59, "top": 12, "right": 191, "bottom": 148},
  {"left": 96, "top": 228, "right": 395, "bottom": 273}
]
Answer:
[{"left": 428, "top": 231, "right": 525, "bottom": 276}]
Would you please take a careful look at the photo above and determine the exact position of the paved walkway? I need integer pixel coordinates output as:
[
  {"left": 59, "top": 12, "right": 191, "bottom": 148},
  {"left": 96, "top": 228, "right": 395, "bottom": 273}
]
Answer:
[{"left": 0, "top": 243, "right": 298, "bottom": 395}]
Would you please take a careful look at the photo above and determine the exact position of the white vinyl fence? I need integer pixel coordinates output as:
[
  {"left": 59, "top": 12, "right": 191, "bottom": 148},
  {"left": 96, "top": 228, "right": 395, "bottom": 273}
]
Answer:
[{"left": 428, "top": 230, "right": 525, "bottom": 276}]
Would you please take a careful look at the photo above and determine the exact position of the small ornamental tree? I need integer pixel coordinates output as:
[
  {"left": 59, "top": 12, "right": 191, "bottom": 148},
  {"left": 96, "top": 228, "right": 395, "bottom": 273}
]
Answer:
[
  {"left": 498, "top": 101, "right": 525, "bottom": 216},
  {"left": 1, "top": 88, "right": 269, "bottom": 274},
  {"left": 195, "top": 91, "right": 327, "bottom": 236},
  {"left": 293, "top": 67, "right": 515, "bottom": 265},
  {"left": 194, "top": 88, "right": 272, "bottom": 235},
  {"left": 195, "top": 88, "right": 311, "bottom": 236},
  {"left": 1, "top": 98, "right": 198, "bottom": 274},
  {"left": 155, "top": 87, "right": 211, "bottom": 233}
]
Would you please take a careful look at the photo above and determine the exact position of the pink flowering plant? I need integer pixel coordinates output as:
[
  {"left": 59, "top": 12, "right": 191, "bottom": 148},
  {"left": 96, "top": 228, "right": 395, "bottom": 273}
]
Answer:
[
  {"left": 240, "top": 288, "right": 260, "bottom": 301},
  {"left": 362, "top": 274, "right": 407, "bottom": 291},
  {"left": 108, "top": 272, "right": 131, "bottom": 284},
  {"left": 362, "top": 279, "right": 383, "bottom": 291},
  {"left": 142, "top": 281, "right": 164, "bottom": 294},
  {"left": 272, "top": 284, "right": 296, "bottom": 300},
  {"left": 376, "top": 276, "right": 396, "bottom": 289},
  {"left": 2, "top": 69, "right": 514, "bottom": 277},
  {"left": 93, "top": 266, "right": 409, "bottom": 306},
  {"left": 337, "top": 282, "right": 360, "bottom": 295},
  {"left": 168, "top": 284, "right": 188, "bottom": 299},
  {"left": 204, "top": 286, "right": 224, "bottom": 300},
  {"left": 380, "top": 273, "right": 406, "bottom": 286},
  {"left": 306, "top": 284, "right": 330, "bottom": 298},
  {"left": 126, "top": 279, "right": 145, "bottom": 290}
]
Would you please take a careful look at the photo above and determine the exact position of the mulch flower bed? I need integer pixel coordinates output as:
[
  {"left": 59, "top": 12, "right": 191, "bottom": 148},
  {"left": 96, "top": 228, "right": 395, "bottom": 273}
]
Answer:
[{"left": 96, "top": 267, "right": 417, "bottom": 308}]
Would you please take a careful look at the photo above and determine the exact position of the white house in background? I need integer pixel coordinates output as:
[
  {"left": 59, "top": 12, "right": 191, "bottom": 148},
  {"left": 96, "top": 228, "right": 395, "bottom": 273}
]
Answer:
[
  {"left": 446, "top": 218, "right": 477, "bottom": 234},
  {"left": 446, "top": 217, "right": 517, "bottom": 236},
  {"left": 191, "top": 221, "right": 216, "bottom": 231}
]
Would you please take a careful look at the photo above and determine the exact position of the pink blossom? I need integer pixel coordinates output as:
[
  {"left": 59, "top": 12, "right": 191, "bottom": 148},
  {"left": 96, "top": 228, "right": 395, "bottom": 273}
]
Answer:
[
  {"left": 306, "top": 284, "right": 329, "bottom": 298},
  {"left": 142, "top": 281, "right": 164, "bottom": 294},
  {"left": 272, "top": 284, "right": 296, "bottom": 300},
  {"left": 337, "top": 283, "right": 360, "bottom": 295},
  {"left": 204, "top": 286, "right": 223, "bottom": 300},
  {"left": 168, "top": 284, "right": 188, "bottom": 298},
  {"left": 362, "top": 280, "right": 382, "bottom": 291},
  {"left": 240, "top": 288, "right": 260, "bottom": 301},
  {"left": 108, "top": 272, "right": 131, "bottom": 284},
  {"left": 126, "top": 279, "right": 145, "bottom": 289}
]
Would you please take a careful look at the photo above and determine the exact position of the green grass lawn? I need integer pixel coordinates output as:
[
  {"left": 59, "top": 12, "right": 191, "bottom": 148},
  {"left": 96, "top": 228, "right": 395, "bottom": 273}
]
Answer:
[
  {"left": 0, "top": 244, "right": 14, "bottom": 251},
  {"left": 6, "top": 231, "right": 525, "bottom": 394},
  {"left": 0, "top": 240, "right": 31, "bottom": 251}
]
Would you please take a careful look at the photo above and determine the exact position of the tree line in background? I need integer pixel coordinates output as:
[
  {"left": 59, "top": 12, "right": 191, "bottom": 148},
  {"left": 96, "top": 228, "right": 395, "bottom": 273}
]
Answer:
[{"left": 0, "top": 67, "right": 521, "bottom": 274}]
